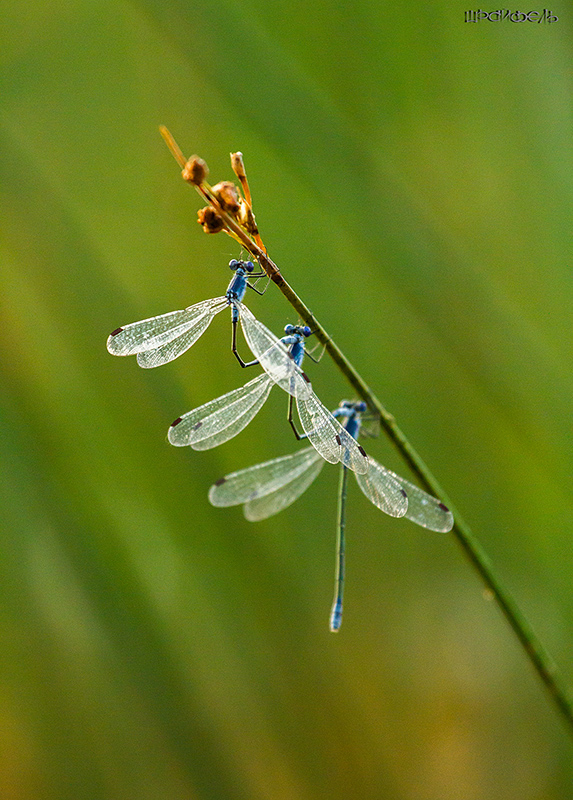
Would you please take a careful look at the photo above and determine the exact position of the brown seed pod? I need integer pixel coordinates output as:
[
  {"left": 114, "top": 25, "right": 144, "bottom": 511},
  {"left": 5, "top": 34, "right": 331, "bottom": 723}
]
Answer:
[
  {"left": 237, "top": 200, "right": 259, "bottom": 235},
  {"left": 197, "top": 206, "right": 225, "bottom": 233},
  {"left": 182, "top": 156, "right": 208, "bottom": 185},
  {"left": 211, "top": 181, "right": 240, "bottom": 214}
]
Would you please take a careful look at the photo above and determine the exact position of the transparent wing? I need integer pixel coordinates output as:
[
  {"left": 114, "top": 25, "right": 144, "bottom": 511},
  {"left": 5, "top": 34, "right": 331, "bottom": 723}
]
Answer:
[
  {"left": 236, "top": 302, "right": 313, "bottom": 399},
  {"left": 296, "top": 392, "right": 370, "bottom": 474},
  {"left": 106, "top": 296, "right": 227, "bottom": 364},
  {"left": 244, "top": 457, "right": 325, "bottom": 521},
  {"left": 358, "top": 415, "right": 381, "bottom": 439},
  {"left": 354, "top": 457, "right": 409, "bottom": 517},
  {"left": 208, "top": 446, "right": 324, "bottom": 521},
  {"left": 136, "top": 298, "right": 228, "bottom": 368},
  {"left": 168, "top": 373, "right": 272, "bottom": 450},
  {"left": 209, "top": 446, "right": 322, "bottom": 505},
  {"left": 379, "top": 466, "right": 454, "bottom": 532}
]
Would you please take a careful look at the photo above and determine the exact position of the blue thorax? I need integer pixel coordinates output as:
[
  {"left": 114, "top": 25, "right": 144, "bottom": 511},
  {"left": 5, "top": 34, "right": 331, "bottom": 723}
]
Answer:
[
  {"left": 281, "top": 324, "right": 312, "bottom": 368},
  {"left": 226, "top": 259, "right": 255, "bottom": 321},
  {"left": 333, "top": 401, "right": 367, "bottom": 440}
]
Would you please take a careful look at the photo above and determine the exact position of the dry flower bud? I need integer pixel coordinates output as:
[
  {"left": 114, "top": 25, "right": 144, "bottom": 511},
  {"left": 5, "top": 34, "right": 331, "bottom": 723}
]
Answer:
[
  {"left": 211, "top": 181, "right": 240, "bottom": 214},
  {"left": 237, "top": 200, "right": 258, "bottom": 235},
  {"left": 197, "top": 206, "right": 224, "bottom": 233},
  {"left": 182, "top": 156, "right": 208, "bottom": 185},
  {"left": 231, "top": 152, "right": 247, "bottom": 181}
]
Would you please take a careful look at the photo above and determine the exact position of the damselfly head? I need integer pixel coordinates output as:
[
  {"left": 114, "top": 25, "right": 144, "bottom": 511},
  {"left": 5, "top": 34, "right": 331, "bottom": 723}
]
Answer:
[
  {"left": 229, "top": 259, "right": 255, "bottom": 273},
  {"left": 284, "top": 324, "right": 312, "bottom": 338},
  {"left": 339, "top": 400, "right": 367, "bottom": 413}
]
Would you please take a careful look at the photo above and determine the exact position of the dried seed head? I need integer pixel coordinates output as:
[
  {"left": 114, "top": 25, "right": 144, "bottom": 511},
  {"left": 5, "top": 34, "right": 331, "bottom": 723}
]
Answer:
[
  {"left": 197, "top": 206, "right": 225, "bottom": 233},
  {"left": 211, "top": 181, "right": 240, "bottom": 213},
  {"left": 182, "top": 156, "right": 208, "bottom": 185},
  {"left": 231, "top": 152, "right": 246, "bottom": 181},
  {"left": 237, "top": 200, "right": 259, "bottom": 235},
  {"left": 231, "top": 151, "right": 253, "bottom": 207}
]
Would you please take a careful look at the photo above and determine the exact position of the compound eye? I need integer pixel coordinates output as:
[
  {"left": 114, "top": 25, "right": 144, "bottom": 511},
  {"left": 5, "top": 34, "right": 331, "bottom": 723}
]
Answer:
[
  {"left": 229, "top": 259, "right": 239, "bottom": 270},
  {"left": 302, "top": 326, "right": 312, "bottom": 337},
  {"left": 245, "top": 260, "right": 254, "bottom": 272},
  {"left": 284, "top": 324, "right": 294, "bottom": 334}
]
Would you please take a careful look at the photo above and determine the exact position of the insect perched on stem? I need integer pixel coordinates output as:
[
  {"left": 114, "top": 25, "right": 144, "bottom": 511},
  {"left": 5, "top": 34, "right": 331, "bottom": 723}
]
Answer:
[{"left": 106, "top": 259, "right": 268, "bottom": 369}]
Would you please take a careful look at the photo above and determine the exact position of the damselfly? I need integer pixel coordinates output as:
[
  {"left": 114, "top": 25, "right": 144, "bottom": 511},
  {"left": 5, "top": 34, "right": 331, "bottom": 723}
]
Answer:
[
  {"left": 168, "top": 321, "right": 369, "bottom": 474},
  {"left": 209, "top": 400, "right": 453, "bottom": 631},
  {"left": 106, "top": 259, "right": 266, "bottom": 368}
]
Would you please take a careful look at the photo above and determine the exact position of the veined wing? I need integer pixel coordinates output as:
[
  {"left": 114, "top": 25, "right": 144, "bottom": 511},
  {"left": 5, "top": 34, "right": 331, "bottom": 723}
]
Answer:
[
  {"left": 208, "top": 446, "right": 325, "bottom": 521},
  {"left": 244, "top": 456, "right": 325, "bottom": 521},
  {"left": 136, "top": 297, "right": 228, "bottom": 368},
  {"left": 236, "top": 302, "right": 313, "bottom": 400},
  {"left": 358, "top": 415, "right": 381, "bottom": 440},
  {"left": 297, "top": 392, "right": 369, "bottom": 474},
  {"left": 209, "top": 446, "right": 323, "bottom": 505},
  {"left": 168, "top": 373, "right": 272, "bottom": 450},
  {"left": 106, "top": 296, "right": 227, "bottom": 362},
  {"left": 377, "top": 466, "right": 454, "bottom": 532},
  {"left": 354, "top": 457, "right": 409, "bottom": 518}
]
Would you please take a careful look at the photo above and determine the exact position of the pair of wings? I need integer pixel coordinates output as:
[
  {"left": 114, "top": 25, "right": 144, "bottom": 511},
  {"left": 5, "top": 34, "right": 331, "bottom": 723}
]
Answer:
[
  {"left": 167, "top": 352, "right": 369, "bottom": 474},
  {"left": 106, "top": 296, "right": 230, "bottom": 368},
  {"left": 209, "top": 446, "right": 454, "bottom": 532}
]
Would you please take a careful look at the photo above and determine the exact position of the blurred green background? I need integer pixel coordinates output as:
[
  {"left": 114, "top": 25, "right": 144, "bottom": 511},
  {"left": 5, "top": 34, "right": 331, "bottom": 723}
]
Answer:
[{"left": 1, "top": 0, "right": 572, "bottom": 797}]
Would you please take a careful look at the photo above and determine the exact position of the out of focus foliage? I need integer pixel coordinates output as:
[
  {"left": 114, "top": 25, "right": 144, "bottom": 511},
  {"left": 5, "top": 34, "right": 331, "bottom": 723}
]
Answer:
[{"left": 1, "top": 1, "right": 572, "bottom": 797}]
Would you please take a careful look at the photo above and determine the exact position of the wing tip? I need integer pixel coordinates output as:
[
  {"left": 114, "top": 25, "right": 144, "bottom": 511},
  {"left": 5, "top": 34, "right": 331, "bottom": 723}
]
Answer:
[
  {"left": 106, "top": 329, "right": 125, "bottom": 354},
  {"left": 167, "top": 420, "right": 188, "bottom": 446}
]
